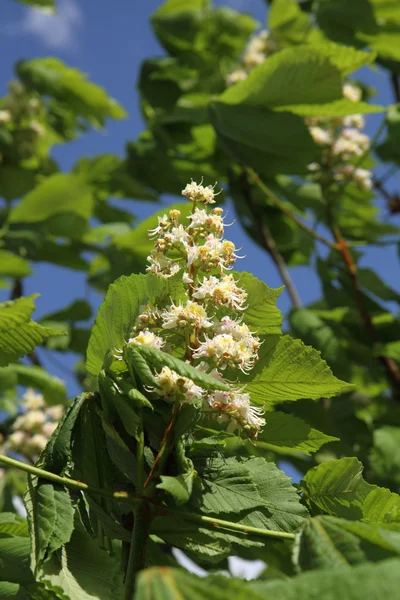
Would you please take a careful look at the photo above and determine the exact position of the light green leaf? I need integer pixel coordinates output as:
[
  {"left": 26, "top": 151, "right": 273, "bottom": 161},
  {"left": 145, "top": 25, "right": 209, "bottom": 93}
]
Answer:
[
  {"left": 86, "top": 272, "right": 184, "bottom": 376},
  {"left": 269, "top": 0, "right": 310, "bottom": 43},
  {"left": 0, "top": 513, "right": 28, "bottom": 538},
  {"left": 0, "top": 322, "right": 63, "bottom": 367},
  {"left": 190, "top": 455, "right": 308, "bottom": 532},
  {"left": 237, "top": 272, "right": 283, "bottom": 335},
  {"left": 255, "top": 412, "right": 338, "bottom": 456},
  {"left": 158, "top": 472, "right": 196, "bottom": 506},
  {"left": 301, "top": 457, "right": 400, "bottom": 522},
  {"left": 0, "top": 251, "right": 31, "bottom": 278},
  {"left": 219, "top": 46, "right": 343, "bottom": 108},
  {"left": 17, "top": 58, "right": 126, "bottom": 125},
  {"left": 0, "top": 295, "right": 37, "bottom": 331},
  {"left": 244, "top": 334, "right": 352, "bottom": 406},
  {"left": 12, "top": 0, "right": 54, "bottom": 10},
  {"left": 9, "top": 174, "right": 94, "bottom": 234},
  {"left": 307, "top": 39, "right": 376, "bottom": 74},
  {"left": 41, "top": 300, "right": 92, "bottom": 323}
]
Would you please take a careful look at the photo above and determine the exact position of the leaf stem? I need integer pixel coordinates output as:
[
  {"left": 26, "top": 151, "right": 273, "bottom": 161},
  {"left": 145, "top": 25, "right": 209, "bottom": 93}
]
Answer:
[
  {"left": 0, "top": 454, "right": 296, "bottom": 542},
  {"left": 239, "top": 171, "right": 303, "bottom": 308},
  {"left": 174, "top": 510, "right": 295, "bottom": 540}
]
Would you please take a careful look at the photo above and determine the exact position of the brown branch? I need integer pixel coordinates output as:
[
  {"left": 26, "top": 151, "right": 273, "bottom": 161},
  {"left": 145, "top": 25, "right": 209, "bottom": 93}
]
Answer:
[
  {"left": 248, "top": 169, "right": 338, "bottom": 250},
  {"left": 390, "top": 73, "right": 400, "bottom": 104},
  {"left": 327, "top": 214, "right": 400, "bottom": 397},
  {"left": 239, "top": 171, "right": 302, "bottom": 308}
]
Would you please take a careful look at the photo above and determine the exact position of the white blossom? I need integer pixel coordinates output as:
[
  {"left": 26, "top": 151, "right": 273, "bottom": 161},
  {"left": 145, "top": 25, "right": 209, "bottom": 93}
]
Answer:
[
  {"left": 161, "top": 300, "right": 213, "bottom": 330},
  {"left": 22, "top": 388, "right": 45, "bottom": 410},
  {"left": 45, "top": 405, "right": 65, "bottom": 421},
  {"left": 153, "top": 367, "right": 204, "bottom": 402},
  {"left": 193, "top": 333, "right": 257, "bottom": 373},
  {"left": 13, "top": 410, "right": 46, "bottom": 433},
  {"left": 309, "top": 126, "right": 332, "bottom": 146},
  {"left": 129, "top": 329, "right": 165, "bottom": 349},
  {"left": 0, "top": 110, "right": 11, "bottom": 123},
  {"left": 343, "top": 83, "right": 362, "bottom": 103},
  {"left": 182, "top": 180, "right": 218, "bottom": 204},
  {"left": 146, "top": 251, "right": 181, "bottom": 278},
  {"left": 148, "top": 214, "right": 170, "bottom": 238},
  {"left": 193, "top": 274, "right": 247, "bottom": 310}
]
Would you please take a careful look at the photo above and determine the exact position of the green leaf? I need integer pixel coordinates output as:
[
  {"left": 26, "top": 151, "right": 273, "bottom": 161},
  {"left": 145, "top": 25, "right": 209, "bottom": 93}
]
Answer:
[
  {"left": 250, "top": 558, "right": 400, "bottom": 599},
  {"left": 9, "top": 174, "right": 94, "bottom": 239},
  {"left": 135, "top": 566, "right": 263, "bottom": 600},
  {"left": 12, "top": 0, "right": 54, "bottom": 10},
  {"left": 369, "top": 427, "right": 400, "bottom": 485},
  {"left": 0, "top": 321, "right": 63, "bottom": 368},
  {"left": 255, "top": 412, "right": 338, "bottom": 456},
  {"left": 244, "top": 334, "right": 352, "bottom": 406},
  {"left": 41, "top": 300, "right": 92, "bottom": 323},
  {"left": 301, "top": 457, "right": 400, "bottom": 521},
  {"left": 38, "top": 521, "right": 124, "bottom": 600},
  {"left": 17, "top": 58, "right": 126, "bottom": 126},
  {"left": 0, "top": 251, "right": 31, "bottom": 278},
  {"left": 190, "top": 455, "right": 308, "bottom": 532},
  {"left": 134, "top": 345, "right": 230, "bottom": 392},
  {"left": 0, "top": 513, "right": 28, "bottom": 538},
  {"left": 86, "top": 272, "right": 184, "bottom": 376},
  {"left": 307, "top": 39, "right": 376, "bottom": 75},
  {"left": 0, "top": 536, "right": 33, "bottom": 586},
  {"left": 294, "top": 515, "right": 400, "bottom": 572},
  {"left": 24, "top": 480, "right": 75, "bottom": 573},
  {"left": 237, "top": 272, "right": 283, "bottom": 335},
  {"left": 268, "top": 0, "right": 310, "bottom": 44},
  {"left": 209, "top": 102, "right": 318, "bottom": 176},
  {"left": 0, "top": 295, "right": 37, "bottom": 330},
  {"left": 289, "top": 308, "right": 349, "bottom": 375},
  {"left": 0, "top": 364, "right": 67, "bottom": 405},
  {"left": 158, "top": 472, "right": 196, "bottom": 506}
]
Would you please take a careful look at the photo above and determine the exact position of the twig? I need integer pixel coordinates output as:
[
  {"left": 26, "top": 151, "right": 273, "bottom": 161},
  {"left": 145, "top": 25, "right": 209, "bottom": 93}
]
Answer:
[
  {"left": 248, "top": 169, "right": 338, "bottom": 250},
  {"left": 326, "top": 213, "right": 400, "bottom": 396},
  {"left": 390, "top": 73, "right": 400, "bottom": 103},
  {"left": 239, "top": 171, "right": 303, "bottom": 308},
  {"left": 0, "top": 454, "right": 295, "bottom": 541}
]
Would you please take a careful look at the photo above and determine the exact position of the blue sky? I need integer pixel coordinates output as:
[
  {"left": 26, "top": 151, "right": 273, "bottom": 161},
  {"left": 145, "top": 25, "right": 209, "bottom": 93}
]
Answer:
[{"left": 1, "top": 0, "right": 399, "bottom": 397}]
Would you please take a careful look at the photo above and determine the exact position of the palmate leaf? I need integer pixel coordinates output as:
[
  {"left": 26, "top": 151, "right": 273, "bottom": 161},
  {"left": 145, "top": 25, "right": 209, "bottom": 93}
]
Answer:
[
  {"left": 244, "top": 334, "right": 352, "bottom": 406},
  {"left": 255, "top": 412, "right": 338, "bottom": 456},
  {"left": 86, "top": 272, "right": 184, "bottom": 376},
  {"left": 189, "top": 455, "right": 308, "bottom": 532},
  {"left": 301, "top": 457, "right": 400, "bottom": 522},
  {"left": 0, "top": 296, "right": 63, "bottom": 367},
  {"left": 294, "top": 515, "right": 400, "bottom": 572}
]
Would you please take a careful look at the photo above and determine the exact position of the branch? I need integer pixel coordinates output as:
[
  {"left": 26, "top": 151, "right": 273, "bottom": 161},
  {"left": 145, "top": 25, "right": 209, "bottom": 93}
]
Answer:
[
  {"left": 326, "top": 216, "right": 400, "bottom": 397},
  {"left": 0, "top": 453, "right": 294, "bottom": 541},
  {"left": 390, "top": 72, "right": 400, "bottom": 103},
  {"left": 248, "top": 169, "right": 338, "bottom": 251},
  {"left": 239, "top": 171, "right": 303, "bottom": 308}
]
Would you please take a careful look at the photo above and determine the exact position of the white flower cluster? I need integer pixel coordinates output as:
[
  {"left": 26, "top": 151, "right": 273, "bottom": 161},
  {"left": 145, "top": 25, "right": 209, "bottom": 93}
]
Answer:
[
  {"left": 3, "top": 389, "right": 65, "bottom": 461},
  {"left": 307, "top": 83, "right": 373, "bottom": 191},
  {"left": 226, "top": 30, "right": 280, "bottom": 85},
  {"left": 125, "top": 182, "right": 265, "bottom": 436}
]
